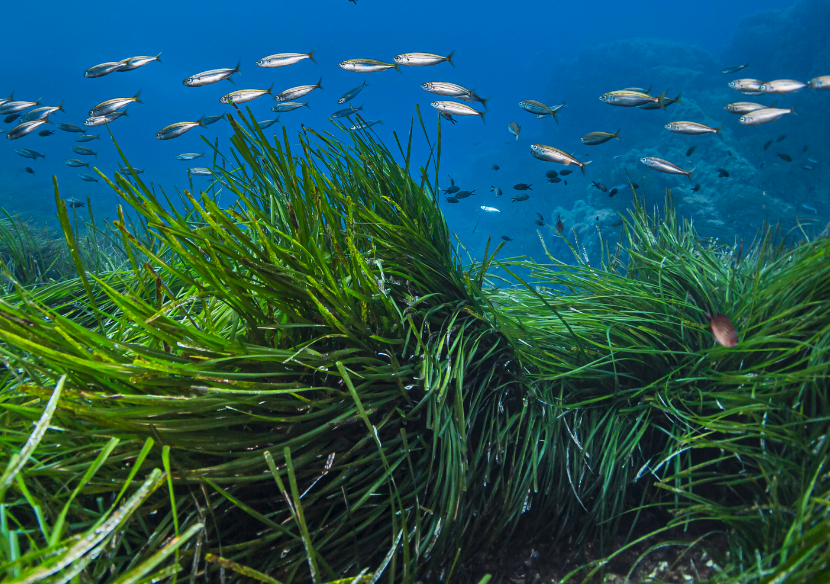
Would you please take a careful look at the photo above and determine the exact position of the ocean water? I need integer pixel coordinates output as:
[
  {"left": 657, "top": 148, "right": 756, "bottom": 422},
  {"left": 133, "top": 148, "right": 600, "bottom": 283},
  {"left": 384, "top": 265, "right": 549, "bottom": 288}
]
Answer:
[{"left": 2, "top": 0, "right": 826, "bottom": 265}]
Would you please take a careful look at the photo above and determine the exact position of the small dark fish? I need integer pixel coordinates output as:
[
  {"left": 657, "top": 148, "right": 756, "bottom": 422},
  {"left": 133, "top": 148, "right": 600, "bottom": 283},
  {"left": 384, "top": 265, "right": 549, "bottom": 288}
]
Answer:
[
  {"left": 545, "top": 170, "right": 558, "bottom": 178},
  {"left": 21, "top": 167, "right": 34, "bottom": 174},
  {"left": 534, "top": 211, "right": 545, "bottom": 226},
  {"left": 556, "top": 215, "right": 564, "bottom": 233},
  {"left": 705, "top": 311, "right": 738, "bottom": 348},
  {"left": 548, "top": 176, "right": 561, "bottom": 183},
  {"left": 559, "top": 169, "right": 572, "bottom": 176},
  {"left": 611, "top": 220, "right": 623, "bottom": 227},
  {"left": 57, "top": 123, "right": 86, "bottom": 134},
  {"left": 38, "top": 129, "right": 54, "bottom": 136},
  {"left": 722, "top": 63, "right": 749, "bottom": 74},
  {"left": 692, "top": 183, "right": 701, "bottom": 192},
  {"left": 763, "top": 140, "right": 773, "bottom": 150},
  {"left": 630, "top": 182, "right": 639, "bottom": 189},
  {"left": 727, "top": 150, "right": 733, "bottom": 157},
  {"left": 686, "top": 145, "right": 696, "bottom": 156},
  {"left": 592, "top": 181, "right": 608, "bottom": 192},
  {"left": 65, "top": 198, "right": 85, "bottom": 208},
  {"left": 455, "top": 190, "right": 475, "bottom": 199},
  {"left": 439, "top": 111, "right": 457, "bottom": 124},
  {"left": 5, "top": 113, "right": 21, "bottom": 123},
  {"left": 448, "top": 175, "right": 455, "bottom": 186},
  {"left": 511, "top": 193, "right": 529, "bottom": 202},
  {"left": 501, "top": 235, "right": 513, "bottom": 241},
  {"left": 513, "top": 183, "right": 532, "bottom": 190},
  {"left": 596, "top": 216, "right": 599, "bottom": 221},
  {"left": 79, "top": 173, "right": 99, "bottom": 182},
  {"left": 776, "top": 153, "right": 792, "bottom": 162},
  {"left": 608, "top": 188, "right": 618, "bottom": 197},
  {"left": 718, "top": 168, "right": 730, "bottom": 177},
  {"left": 492, "top": 164, "right": 499, "bottom": 170},
  {"left": 444, "top": 185, "right": 460, "bottom": 194},
  {"left": 564, "top": 180, "right": 567, "bottom": 185},
  {"left": 776, "top": 134, "right": 787, "bottom": 143},
  {"left": 803, "top": 145, "right": 808, "bottom": 152},
  {"left": 445, "top": 196, "right": 458, "bottom": 203},
  {"left": 491, "top": 186, "right": 503, "bottom": 196}
]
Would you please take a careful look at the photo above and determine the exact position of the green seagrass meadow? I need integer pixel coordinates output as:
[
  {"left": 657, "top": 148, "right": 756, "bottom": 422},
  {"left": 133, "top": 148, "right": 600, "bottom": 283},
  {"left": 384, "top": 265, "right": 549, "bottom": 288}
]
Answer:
[{"left": 0, "top": 110, "right": 828, "bottom": 584}]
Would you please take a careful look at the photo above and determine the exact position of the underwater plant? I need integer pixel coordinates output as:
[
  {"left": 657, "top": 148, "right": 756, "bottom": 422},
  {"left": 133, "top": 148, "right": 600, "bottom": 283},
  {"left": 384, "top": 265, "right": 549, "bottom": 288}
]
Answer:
[{"left": 0, "top": 110, "right": 827, "bottom": 584}]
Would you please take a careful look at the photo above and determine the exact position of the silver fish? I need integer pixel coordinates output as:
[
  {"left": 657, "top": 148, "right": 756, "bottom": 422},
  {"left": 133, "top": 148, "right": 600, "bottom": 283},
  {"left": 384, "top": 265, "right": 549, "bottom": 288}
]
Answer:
[
  {"left": 75, "top": 134, "right": 100, "bottom": 142},
  {"left": 508, "top": 122, "right": 520, "bottom": 141},
  {"left": 724, "top": 101, "right": 776, "bottom": 114},
  {"left": 79, "top": 173, "right": 99, "bottom": 182},
  {"left": 808, "top": 76, "right": 830, "bottom": 90},
  {"left": 349, "top": 119, "right": 383, "bottom": 130},
  {"left": 421, "top": 81, "right": 472, "bottom": 98},
  {"left": 220, "top": 84, "right": 274, "bottom": 104},
  {"left": 728, "top": 78, "right": 765, "bottom": 92},
  {"left": 581, "top": 129, "right": 620, "bottom": 145},
  {"left": 430, "top": 101, "right": 485, "bottom": 123},
  {"left": 57, "top": 123, "right": 86, "bottom": 133},
  {"left": 84, "top": 62, "right": 124, "bottom": 78},
  {"left": 0, "top": 91, "right": 13, "bottom": 107},
  {"left": 273, "top": 78, "right": 323, "bottom": 102},
  {"left": 0, "top": 97, "right": 41, "bottom": 115},
  {"left": 118, "top": 53, "right": 162, "bottom": 71},
  {"left": 71, "top": 146, "right": 97, "bottom": 157},
  {"left": 640, "top": 156, "right": 693, "bottom": 182},
  {"left": 257, "top": 117, "right": 280, "bottom": 129},
  {"left": 338, "top": 79, "right": 369, "bottom": 104},
  {"left": 338, "top": 59, "right": 399, "bottom": 73},
  {"left": 176, "top": 152, "right": 205, "bottom": 160},
  {"left": 184, "top": 61, "right": 242, "bottom": 87},
  {"left": 66, "top": 158, "right": 90, "bottom": 168},
  {"left": 85, "top": 110, "right": 129, "bottom": 127},
  {"left": 599, "top": 90, "right": 665, "bottom": 109},
  {"left": 739, "top": 106, "right": 797, "bottom": 125},
  {"left": 271, "top": 102, "right": 310, "bottom": 113},
  {"left": 202, "top": 113, "right": 227, "bottom": 125},
  {"left": 15, "top": 148, "right": 45, "bottom": 160},
  {"left": 20, "top": 102, "right": 65, "bottom": 122},
  {"left": 256, "top": 50, "right": 317, "bottom": 68},
  {"left": 7, "top": 120, "right": 50, "bottom": 140},
  {"left": 189, "top": 167, "right": 213, "bottom": 176},
  {"left": 331, "top": 103, "right": 363, "bottom": 119},
  {"left": 393, "top": 50, "right": 455, "bottom": 68},
  {"left": 664, "top": 121, "right": 722, "bottom": 139},
  {"left": 722, "top": 63, "right": 749, "bottom": 74},
  {"left": 156, "top": 118, "right": 205, "bottom": 140},
  {"left": 519, "top": 99, "right": 565, "bottom": 123},
  {"left": 530, "top": 144, "right": 591, "bottom": 176},
  {"left": 90, "top": 91, "right": 143, "bottom": 116},
  {"left": 639, "top": 92, "right": 682, "bottom": 110},
  {"left": 480, "top": 206, "right": 500, "bottom": 213},
  {"left": 758, "top": 79, "right": 806, "bottom": 94}
]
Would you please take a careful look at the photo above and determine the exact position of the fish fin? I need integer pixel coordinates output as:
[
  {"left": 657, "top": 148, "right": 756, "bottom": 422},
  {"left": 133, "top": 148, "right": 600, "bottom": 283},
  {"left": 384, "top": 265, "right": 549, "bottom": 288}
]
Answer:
[
  {"left": 394, "top": 63, "right": 402, "bottom": 74},
  {"left": 362, "top": 79, "right": 369, "bottom": 87},
  {"left": 551, "top": 109, "right": 559, "bottom": 125},
  {"left": 581, "top": 161, "right": 592, "bottom": 176},
  {"left": 155, "top": 52, "right": 162, "bottom": 63},
  {"left": 771, "top": 100, "right": 777, "bottom": 108},
  {"left": 646, "top": 84, "right": 652, "bottom": 95},
  {"left": 57, "top": 100, "right": 65, "bottom": 113},
  {"left": 378, "top": 118, "right": 384, "bottom": 125},
  {"left": 197, "top": 115, "right": 206, "bottom": 127},
  {"left": 446, "top": 49, "right": 456, "bottom": 68},
  {"left": 316, "top": 76, "right": 323, "bottom": 90},
  {"left": 5, "top": 91, "right": 13, "bottom": 102},
  {"left": 234, "top": 59, "right": 242, "bottom": 75},
  {"left": 122, "top": 108, "right": 129, "bottom": 117},
  {"left": 614, "top": 128, "right": 620, "bottom": 140},
  {"left": 687, "top": 168, "right": 695, "bottom": 183},
  {"left": 480, "top": 109, "right": 486, "bottom": 125},
  {"left": 673, "top": 91, "right": 683, "bottom": 104},
  {"left": 304, "top": 102, "right": 311, "bottom": 109},
  {"left": 133, "top": 90, "right": 143, "bottom": 104},
  {"left": 790, "top": 105, "right": 798, "bottom": 116},
  {"left": 656, "top": 90, "right": 666, "bottom": 111},
  {"left": 227, "top": 77, "right": 236, "bottom": 85},
  {"left": 200, "top": 152, "right": 205, "bottom": 158},
  {"left": 308, "top": 49, "right": 318, "bottom": 64},
  {"left": 715, "top": 125, "right": 723, "bottom": 140},
  {"left": 266, "top": 83, "right": 274, "bottom": 96},
  {"left": 35, "top": 97, "right": 42, "bottom": 106}
]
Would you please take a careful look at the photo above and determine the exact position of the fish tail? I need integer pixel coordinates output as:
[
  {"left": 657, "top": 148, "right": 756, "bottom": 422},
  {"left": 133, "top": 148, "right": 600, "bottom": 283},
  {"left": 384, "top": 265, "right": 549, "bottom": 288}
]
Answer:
[
  {"left": 646, "top": 84, "right": 652, "bottom": 95},
  {"left": 480, "top": 109, "right": 486, "bottom": 125},
  {"left": 790, "top": 105, "right": 798, "bottom": 116},
  {"left": 687, "top": 168, "right": 695, "bottom": 183},
  {"left": 362, "top": 79, "right": 369, "bottom": 87},
  {"left": 614, "top": 128, "right": 620, "bottom": 140},
  {"left": 234, "top": 59, "right": 242, "bottom": 75},
  {"left": 771, "top": 100, "right": 777, "bottom": 108},
  {"left": 446, "top": 49, "right": 456, "bottom": 68},
  {"left": 308, "top": 49, "right": 318, "bottom": 65},
  {"left": 515, "top": 133, "right": 519, "bottom": 141},
  {"left": 5, "top": 91, "right": 13, "bottom": 102},
  {"left": 57, "top": 100, "right": 65, "bottom": 113},
  {"left": 394, "top": 62, "right": 402, "bottom": 74},
  {"left": 581, "top": 160, "right": 591, "bottom": 176},
  {"left": 266, "top": 83, "right": 274, "bottom": 96},
  {"left": 673, "top": 91, "right": 683, "bottom": 104},
  {"left": 656, "top": 90, "right": 667, "bottom": 111},
  {"left": 304, "top": 102, "right": 312, "bottom": 109},
  {"left": 122, "top": 108, "right": 129, "bottom": 117},
  {"left": 551, "top": 109, "right": 559, "bottom": 125},
  {"left": 155, "top": 52, "right": 162, "bottom": 64},
  {"left": 715, "top": 125, "right": 723, "bottom": 140},
  {"left": 134, "top": 90, "right": 143, "bottom": 104}
]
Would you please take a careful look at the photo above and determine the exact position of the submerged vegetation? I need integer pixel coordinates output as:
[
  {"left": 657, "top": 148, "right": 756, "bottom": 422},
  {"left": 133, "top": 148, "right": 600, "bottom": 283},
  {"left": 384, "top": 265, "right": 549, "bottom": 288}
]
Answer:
[{"left": 0, "top": 109, "right": 827, "bottom": 584}]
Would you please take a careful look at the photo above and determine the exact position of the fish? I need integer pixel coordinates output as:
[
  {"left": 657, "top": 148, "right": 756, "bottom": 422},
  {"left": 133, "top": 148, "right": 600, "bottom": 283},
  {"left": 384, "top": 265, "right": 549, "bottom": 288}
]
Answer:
[
  {"left": 339, "top": 59, "right": 399, "bottom": 73},
  {"left": 490, "top": 186, "right": 502, "bottom": 196},
  {"left": 581, "top": 129, "right": 620, "bottom": 145},
  {"left": 273, "top": 78, "right": 323, "bottom": 102},
  {"left": 393, "top": 50, "right": 455, "bottom": 68},
  {"left": 548, "top": 176, "right": 561, "bottom": 183},
  {"left": 638, "top": 92, "right": 682, "bottom": 110},
  {"left": 256, "top": 50, "right": 317, "bottom": 68},
  {"left": 803, "top": 145, "right": 809, "bottom": 152},
  {"left": 85, "top": 110, "right": 129, "bottom": 127},
  {"left": 71, "top": 146, "right": 97, "bottom": 158},
  {"left": 764, "top": 139, "right": 773, "bottom": 150},
  {"left": 776, "top": 153, "right": 792, "bottom": 162},
  {"left": 691, "top": 184, "right": 701, "bottom": 192},
  {"left": 592, "top": 181, "right": 608, "bottom": 192},
  {"left": 511, "top": 194, "right": 529, "bottom": 202},
  {"left": 508, "top": 122, "right": 521, "bottom": 140},
  {"left": 118, "top": 53, "right": 162, "bottom": 71},
  {"left": 0, "top": 91, "right": 14, "bottom": 107},
  {"left": 724, "top": 101, "right": 777, "bottom": 114},
  {"left": 20, "top": 102, "right": 65, "bottom": 123},
  {"left": 65, "top": 198, "right": 85, "bottom": 208},
  {"left": 430, "top": 101, "right": 485, "bottom": 123},
  {"left": 6, "top": 120, "right": 50, "bottom": 140},
  {"left": 66, "top": 158, "right": 90, "bottom": 168},
  {"left": 728, "top": 79, "right": 765, "bottom": 92},
  {"left": 513, "top": 183, "right": 532, "bottom": 190},
  {"left": 38, "top": 129, "right": 54, "bottom": 137},
  {"left": 271, "top": 102, "right": 311, "bottom": 113},
  {"left": 480, "top": 206, "right": 500, "bottom": 212},
  {"left": 492, "top": 164, "right": 499, "bottom": 170},
  {"left": 501, "top": 236, "right": 513, "bottom": 242},
  {"left": 519, "top": 99, "right": 565, "bottom": 123},
  {"left": 665, "top": 121, "right": 722, "bottom": 139},
  {"left": 21, "top": 167, "right": 34, "bottom": 174},
  {"left": 759, "top": 79, "right": 806, "bottom": 94},
  {"left": 686, "top": 145, "right": 696, "bottom": 156},
  {"left": 439, "top": 111, "right": 457, "bottom": 124},
  {"left": 808, "top": 158, "right": 818, "bottom": 163},
  {"left": 221, "top": 84, "right": 274, "bottom": 104},
  {"left": 608, "top": 188, "right": 619, "bottom": 198},
  {"left": 705, "top": 311, "right": 738, "bottom": 348},
  {"left": 189, "top": 168, "right": 213, "bottom": 176},
  {"left": 556, "top": 215, "right": 564, "bottom": 233},
  {"left": 75, "top": 134, "right": 100, "bottom": 142},
  {"left": 89, "top": 91, "right": 143, "bottom": 117},
  {"left": 4, "top": 114, "right": 20, "bottom": 123},
  {"left": 444, "top": 185, "right": 460, "bottom": 194},
  {"left": 331, "top": 104, "right": 363, "bottom": 119},
  {"left": 156, "top": 118, "right": 205, "bottom": 140},
  {"left": 84, "top": 62, "right": 124, "bottom": 78},
  {"left": 0, "top": 97, "right": 41, "bottom": 115},
  {"left": 559, "top": 169, "right": 573, "bottom": 176},
  {"left": 530, "top": 144, "right": 591, "bottom": 175},
  {"left": 807, "top": 76, "right": 830, "bottom": 90},
  {"left": 801, "top": 165, "right": 814, "bottom": 170},
  {"left": 545, "top": 170, "right": 558, "bottom": 178},
  {"left": 801, "top": 203, "right": 817, "bottom": 212},
  {"left": 722, "top": 63, "right": 749, "bottom": 74},
  {"left": 640, "top": 157, "right": 694, "bottom": 182},
  {"left": 349, "top": 119, "right": 383, "bottom": 130},
  {"left": 118, "top": 165, "right": 144, "bottom": 175},
  {"left": 338, "top": 80, "right": 369, "bottom": 104},
  {"left": 176, "top": 152, "right": 205, "bottom": 161},
  {"left": 776, "top": 134, "right": 787, "bottom": 142},
  {"left": 14, "top": 148, "right": 45, "bottom": 160},
  {"left": 456, "top": 90, "right": 489, "bottom": 108},
  {"left": 599, "top": 90, "right": 666, "bottom": 110},
  {"left": 184, "top": 61, "right": 241, "bottom": 87},
  {"left": 257, "top": 117, "right": 281, "bottom": 129},
  {"left": 739, "top": 107, "right": 796, "bottom": 125},
  {"left": 455, "top": 190, "right": 475, "bottom": 199},
  {"left": 445, "top": 196, "right": 459, "bottom": 203},
  {"left": 718, "top": 168, "right": 730, "bottom": 177},
  {"left": 611, "top": 220, "right": 623, "bottom": 227},
  {"left": 79, "top": 173, "right": 99, "bottom": 182},
  {"left": 202, "top": 113, "right": 227, "bottom": 125}
]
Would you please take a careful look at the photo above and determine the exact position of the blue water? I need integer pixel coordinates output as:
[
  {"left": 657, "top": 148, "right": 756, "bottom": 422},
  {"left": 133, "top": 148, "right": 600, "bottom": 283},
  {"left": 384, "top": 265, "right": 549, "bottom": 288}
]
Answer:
[{"left": 3, "top": 0, "right": 826, "bottom": 264}]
